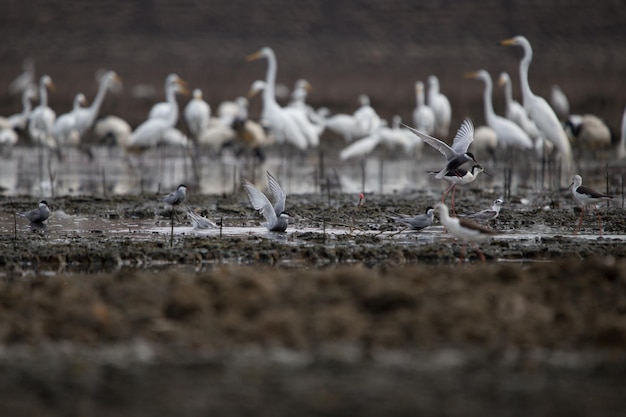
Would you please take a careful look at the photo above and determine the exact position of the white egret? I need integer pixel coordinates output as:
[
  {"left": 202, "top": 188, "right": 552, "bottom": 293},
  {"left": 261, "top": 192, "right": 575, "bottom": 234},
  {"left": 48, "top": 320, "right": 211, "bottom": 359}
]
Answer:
[
  {"left": 498, "top": 72, "right": 541, "bottom": 139},
  {"left": 316, "top": 108, "right": 360, "bottom": 143},
  {"left": 127, "top": 74, "right": 189, "bottom": 151},
  {"left": 5, "top": 86, "right": 37, "bottom": 132},
  {"left": 184, "top": 88, "right": 211, "bottom": 140},
  {"left": 28, "top": 75, "right": 56, "bottom": 148},
  {"left": 470, "top": 125, "right": 498, "bottom": 160},
  {"left": 53, "top": 93, "right": 88, "bottom": 147},
  {"left": 148, "top": 74, "right": 188, "bottom": 120},
  {"left": 499, "top": 36, "right": 573, "bottom": 169},
  {"left": 94, "top": 115, "right": 132, "bottom": 148},
  {"left": 353, "top": 94, "right": 381, "bottom": 137},
  {"left": 74, "top": 71, "right": 121, "bottom": 137},
  {"left": 550, "top": 85, "right": 570, "bottom": 122},
  {"left": 412, "top": 81, "right": 435, "bottom": 136},
  {"left": 246, "top": 47, "right": 308, "bottom": 150},
  {"left": 427, "top": 75, "right": 452, "bottom": 137},
  {"left": 465, "top": 70, "right": 533, "bottom": 150}
]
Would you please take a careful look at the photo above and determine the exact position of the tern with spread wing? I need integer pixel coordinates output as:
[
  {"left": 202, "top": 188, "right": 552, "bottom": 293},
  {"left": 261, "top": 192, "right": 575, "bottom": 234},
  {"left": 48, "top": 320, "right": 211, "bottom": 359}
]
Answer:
[
  {"left": 243, "top": 171, "right": 292, "bottom": 232},
  {"left": 404, "top": 118, "right": 477, "bottom": 178}
]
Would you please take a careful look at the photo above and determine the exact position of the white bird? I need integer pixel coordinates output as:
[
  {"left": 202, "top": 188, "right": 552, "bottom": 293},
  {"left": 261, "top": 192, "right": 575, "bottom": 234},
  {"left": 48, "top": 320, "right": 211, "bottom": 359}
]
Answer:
[
  {"left": 404, "top": 118, "right": 478, "bottom": 179},
  {"left": 464, "top": 198, "right": 504, "bottom": 223},
  {"left": 184, "top": 88, "right": 211, "bottom": 140},
  {"left": 53, "top": 93, "right": 88, "bottom": 147},
  {"left": 434, "top": 202, "right": 498, "bottom": 262},
  {"left": 550, "top": 85, "right": 570, "bottom": 122},
  {"left": 242, "top": 171, "right": 292, "bottom": 232},
  {"left": 127, "top": 74, "right": 188, "bottom": 151},
  {"left": 148, "top": 74, "right": 188, "bottom": 120},
  {"left": 184, "top": 207, "right": 218, "bottom": 229},
  {"left": 499, "top": 36, "right": 573, "bottom": 169},
  {"left": 8, "top": 58, "right": 35, "bottom": 96},
  {"left": 217, "top": 96, "right": 248, "bottom": 127},
  {"left": 19, "top": 200, "right": 50, "bottom": 224},
  {"left": 569, "top": 174, "right": 612, "bottom": 235},
  {"left": 427, "top": 75, "right": 452, "bottom": 138},
  {"left": 0, "top": 127, "right": 18, "bottom": 151},
  {"left": 339, "top": 116, "right": 417, "bottom": 160},
  {"left": 388, "top": 206, "right": 434, "bottom": 231},
  {"left": 316, "top": 108, "right": 360, "bottom": 143},
  {"left": 353, "top": 94, "right": 381, "bottom": 137},
  {"left": 73, "top": 70, "right": 121, "bottom": 138},
  {"left": 28, "top": 75, "right": 56, "bottom": 148},
  {"left": 564, "top": 114, "right": 612, "bottom": 152},
  {"left": 412, "top": 81, "right": 435, "bottom": 136},
  {"left": 498, "top": 72, "right": 541, "bottom": 140},
  {"left": 5, "top": 86, "right": 37, "bottom": 132},
  {"left": 465, "top": 70, "right": 533, "bottom": 150},
  {"left": 94, "top": 115, "right": 132, "bottom": 148},
  {"left": 283, "top": 80, "right": 320, "bottom": 147},
  {"left": 470, "top": 125, "right": 498, "bottom": 160},
  {"left": 246, "top": 47, "right": 308, "bottom": 150}
]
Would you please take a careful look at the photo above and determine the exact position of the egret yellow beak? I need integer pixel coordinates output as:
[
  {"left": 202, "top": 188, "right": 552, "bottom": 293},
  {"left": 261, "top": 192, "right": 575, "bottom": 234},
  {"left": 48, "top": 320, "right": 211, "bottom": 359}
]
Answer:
[
  {"left": 464, "top": 71, "right": 479, "bottom": 79},
  {"left": 246, "top": 51, "right": 263, "bottom": 62},
  {"left": 499, "top": 38, "right": 516, "bottom": 46}
]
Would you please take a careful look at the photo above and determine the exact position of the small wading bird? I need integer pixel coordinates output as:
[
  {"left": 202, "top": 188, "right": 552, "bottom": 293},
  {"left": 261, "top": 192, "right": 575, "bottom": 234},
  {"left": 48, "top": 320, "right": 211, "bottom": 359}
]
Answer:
[
  {"left": 243, "top": 171, "right": 292, "bottom": 232},
  {"left": 434, "top": 202, "right": 498, "bottom": 262},
  {"left": 388, "top": 206, "right": 434, "bottom": 231},
  {"left": 162, "top": 184, "right": 188, "bottom": 223},
  {"left": 569, "top": 175, "right": 612, "bottom": 235},
  {"left": 20, "top": 200, "right": 50, "bottom": 224},
  {"left": 463, "top": 198, "right": 504, "bottom": 223},
  {"left": 404, "top": 118, "right": 478, "bottom": 179},
  {"left": 428, "top": 164, "right": 488, "bottom": 215}
]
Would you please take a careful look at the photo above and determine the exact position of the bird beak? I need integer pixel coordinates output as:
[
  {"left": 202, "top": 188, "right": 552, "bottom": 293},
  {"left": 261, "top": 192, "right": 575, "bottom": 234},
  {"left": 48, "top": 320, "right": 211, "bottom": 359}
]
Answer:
[
  {"left": 304, "top": 81, "right": 313, "bottom": 92},
  {"left": 247, "top": 87, "right": 260, "bottom": 99},
  {"left": 176, "top": 79, "right": 189, "bottom": 96},
  {"left": 499, "top": 38, "right": 515, "bottom": 46},
  {"left": 464, "top": 71, "right": 478, "bottom": 79},
  {"left": 246, "top": 51, "right": 263, "bottom": 62},
  {"left": 47, "top": 80, "right": 56, "bottom": 92},
  {"left": 483, "top": 169, "right": 493, "bottom": 177}
]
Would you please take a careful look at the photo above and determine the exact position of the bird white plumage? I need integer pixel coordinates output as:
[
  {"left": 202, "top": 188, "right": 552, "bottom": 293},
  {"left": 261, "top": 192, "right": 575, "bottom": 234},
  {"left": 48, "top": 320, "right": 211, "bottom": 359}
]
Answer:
[
  {"left": 427, "top": 75, "right": 452, "bottom": 138},
  {"left": 184, "top": 88, "right": 211, "bottom": 140},
  {"left": 73, "top": 71, "right": 121, "bottom": 137},
  {"left": 466, "top": 70, "right": 533, "bottom": 150},
  {"left": 412, "top": 81, "right": 435, "bottom": 136},
  {"left": 28, "top": 75, "right": 56, "bottom": 148},
  {"left": 53, "top": 93, "right": 88, "bottom": 147}
]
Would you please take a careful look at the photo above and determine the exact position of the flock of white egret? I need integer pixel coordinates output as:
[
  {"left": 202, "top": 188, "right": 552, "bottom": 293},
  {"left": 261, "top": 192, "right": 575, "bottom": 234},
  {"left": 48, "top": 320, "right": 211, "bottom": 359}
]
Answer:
[{"left": 1, "top": 35, "right": 625, "bottom": 196}]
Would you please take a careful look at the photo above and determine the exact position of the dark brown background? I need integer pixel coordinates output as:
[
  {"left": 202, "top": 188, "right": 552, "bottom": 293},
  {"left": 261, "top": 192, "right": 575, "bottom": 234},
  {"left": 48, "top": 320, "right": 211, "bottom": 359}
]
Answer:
[{"left": 1, "top": 0, "right": 624, "bottom": 136}]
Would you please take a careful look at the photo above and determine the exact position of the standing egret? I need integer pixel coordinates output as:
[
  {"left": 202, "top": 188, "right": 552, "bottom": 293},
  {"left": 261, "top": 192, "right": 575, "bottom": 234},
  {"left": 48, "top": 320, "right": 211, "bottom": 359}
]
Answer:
[
  {"left": 499, "top": 36, "right": 573, "bottom": 174},
  {"left": 353, "top": 94, "right": 381, "bottom": 138},
  {"left": 6, "top": 86, "right": 37, "bottom": 132},
  {"left": 28, "top": 75, "right": 56, "bottom": 148},
  {"left": 74, "top": 71, "right": 121, "bottom": 138},
  {"left": 550, "top": 85, "right": 570, "bottom": 122},
  {"left": 498, "top": 72, "right": 541, "bottom": 140},
  {"left": 184, "top": 88, "right": 211, "bottom": 140},
  {"left": 148, "top": 74, "right": 188, "bottom": 120},
  {"left": 53, "top": 93, "right": 88, "bottom": 148},
  {"left": 246, "top": 47, "right": 308, "bottom": 150},
  {"left": 465, "top": 70, "right": 533, "bottom": 150},
  {"left": 427, "top": 75, "right": 452, "bottom": 138},
  {"left": 127, "top": 75, "right": 188, "bottom": 150},
  {"left": 412, "top": 81, "right": 435, "bottom": 136}
]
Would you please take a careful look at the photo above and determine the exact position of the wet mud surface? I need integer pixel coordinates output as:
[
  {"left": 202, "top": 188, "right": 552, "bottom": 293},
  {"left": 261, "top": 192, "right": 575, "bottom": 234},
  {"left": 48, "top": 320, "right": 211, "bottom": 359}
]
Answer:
[{"left": 1, "top": 192, "right": 626, "bottom": 416}]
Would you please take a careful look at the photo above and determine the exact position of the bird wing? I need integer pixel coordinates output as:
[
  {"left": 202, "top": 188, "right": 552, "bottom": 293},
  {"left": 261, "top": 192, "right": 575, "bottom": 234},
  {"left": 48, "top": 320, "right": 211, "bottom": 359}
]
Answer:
[
  {"left": 184, "top": 208, "right": 218, "bottom": 229},
  {"left": 402, "top": 124, "right": 456, "bottom": 160},
  {"left": 339, "top": 133, "right": 382, "bottom": 160},
  {"left": 243, "top": 180, "right": 278, "bottom": 226},
  {"left": 266, "top": 171, "right": 286, "bottom": 214},
  {"left": 450, "top": 119, "right": 474, "bottom": 154}
]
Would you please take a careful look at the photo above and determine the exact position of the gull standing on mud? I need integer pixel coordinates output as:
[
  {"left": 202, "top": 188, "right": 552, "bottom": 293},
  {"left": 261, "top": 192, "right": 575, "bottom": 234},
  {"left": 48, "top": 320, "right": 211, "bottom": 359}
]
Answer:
[
  {"left": 243, "top": 171, "right": 292, "bottom": 232},
  {"left": 388, "top": 206, "right": 434, "bottom": 231},
  {"left": 404, "top": 118, "right": 478, "bottom": 179},
  {"left": 434, "top": 202, "right": 497, "bottom": 262},
  {"left": 20, "top": 200, "right": 50, "bottom": 224}
]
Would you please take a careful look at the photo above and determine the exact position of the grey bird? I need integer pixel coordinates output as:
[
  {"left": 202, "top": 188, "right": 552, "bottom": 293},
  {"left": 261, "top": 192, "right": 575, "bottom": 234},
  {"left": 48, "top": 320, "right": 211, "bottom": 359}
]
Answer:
[
  {"left": 20, "top": 200, "right": 50, "bottom": 223},
  {"left": 163, "top": 184, "right": 188, "bottom": 206},
  {"left": 184, "top": 207, "right": 218, "bottom": 229},
  {"left": 243, "top": 171, "right": 292, "bottom": 232},
  {"left": 464, "top": 198, "right": 504, "bottom": 223},
  {"left": 404, "top": 118, "right": 477, "bottom": 178},
  {"left": 388, "top": 206, "right": 435, "bottom": 231}
]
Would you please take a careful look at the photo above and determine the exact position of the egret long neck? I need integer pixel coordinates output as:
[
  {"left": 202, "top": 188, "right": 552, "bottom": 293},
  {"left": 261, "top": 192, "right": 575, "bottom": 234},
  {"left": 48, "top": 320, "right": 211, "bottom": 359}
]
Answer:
[
  {"left": 481, "top": 76, "right": 496, "bottom": 125},
  {"left": 518, "top": 43, "right": 534, "bottom": 105},
  {"left": 503, "top": 77, "right": 514, "bottom": 111},
  {"left": 87, "top": 76, "right": 111, "bottom": 124},
  {"left": 39, "top": 80, "right": 48, "bottom": 107},
  {"left": 22, "top": 90, "right": 32, "bottom": 115},
  {"left": 165, "top": 84, "right": 179, "bottom": 126},
  {"left": 263, "top": 51, "right": 277, "bottom": 105}
]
